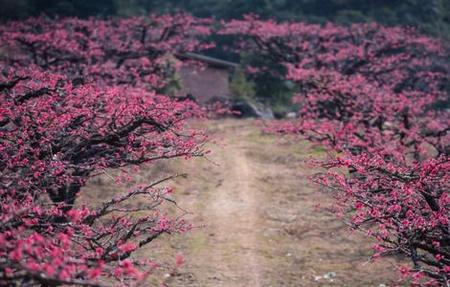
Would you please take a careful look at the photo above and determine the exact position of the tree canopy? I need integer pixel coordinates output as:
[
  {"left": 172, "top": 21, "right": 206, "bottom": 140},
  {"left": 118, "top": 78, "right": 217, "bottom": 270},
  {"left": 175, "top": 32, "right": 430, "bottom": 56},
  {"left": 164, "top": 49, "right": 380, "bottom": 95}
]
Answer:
[{"left": 2, "top": 0, "right": 450, "bottom": 39}]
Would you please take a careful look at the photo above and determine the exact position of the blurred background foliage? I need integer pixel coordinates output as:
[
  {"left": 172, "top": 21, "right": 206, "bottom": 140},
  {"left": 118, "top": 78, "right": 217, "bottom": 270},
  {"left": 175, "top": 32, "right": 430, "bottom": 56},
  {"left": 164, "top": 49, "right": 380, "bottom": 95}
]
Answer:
[
  {"left": 2, "top": 0, "right": 449, "bottom": 40},
  {"left": 1, "top": 0, "right": 448, "bottom": 115}
]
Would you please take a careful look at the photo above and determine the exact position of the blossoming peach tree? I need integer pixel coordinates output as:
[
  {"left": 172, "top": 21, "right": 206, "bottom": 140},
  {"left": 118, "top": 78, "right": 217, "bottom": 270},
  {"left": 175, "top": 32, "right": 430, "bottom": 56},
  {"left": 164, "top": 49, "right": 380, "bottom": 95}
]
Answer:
[
  {"left": 221, "top": 16, "right": 450, "bottom": 285},
  {"left": 1, "top": 14, "right": 213, "bottom": 89},
  {"left": 0, "top": 14, "right": 211, "bottom": 286}
]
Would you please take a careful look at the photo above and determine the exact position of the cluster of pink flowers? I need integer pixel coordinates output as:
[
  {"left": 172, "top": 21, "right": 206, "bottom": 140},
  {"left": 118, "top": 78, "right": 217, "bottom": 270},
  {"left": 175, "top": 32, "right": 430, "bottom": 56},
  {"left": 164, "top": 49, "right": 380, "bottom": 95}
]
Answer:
[
  {"left": 0, "top": 14, "right": 211, "bottom": 286},
  {"left": 222, "top": 15, "right": 449, "bottom": 285},
  {"left": 1, "top": 14, "right": 213, "bottom": 89}
]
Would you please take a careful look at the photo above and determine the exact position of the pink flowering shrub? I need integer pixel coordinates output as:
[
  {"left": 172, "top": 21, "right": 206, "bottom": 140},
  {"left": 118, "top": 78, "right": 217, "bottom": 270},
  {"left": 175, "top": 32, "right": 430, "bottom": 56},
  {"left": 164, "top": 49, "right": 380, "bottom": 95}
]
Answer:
[
  {"left": 0, "top": 14, "right": 213, "bottom": 89},
  {"left": 0, "top": 14, "right": 210, "bottom": 286},
  {"left": 222, "top": 16, "right": 450, "bottom": 285}
]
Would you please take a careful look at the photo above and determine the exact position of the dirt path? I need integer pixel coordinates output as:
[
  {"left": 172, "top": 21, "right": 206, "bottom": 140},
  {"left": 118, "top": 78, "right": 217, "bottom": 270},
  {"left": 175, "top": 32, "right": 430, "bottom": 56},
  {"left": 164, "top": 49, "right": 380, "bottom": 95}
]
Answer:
[
  {"left": 86, "top": 119, "right": 400, "bottom": 286},
  {"left": 203, "top": 136, "right": 261, "bottom": 286},
  {"left": 151, "top": 119, "right": 400, "bottom": 287}
]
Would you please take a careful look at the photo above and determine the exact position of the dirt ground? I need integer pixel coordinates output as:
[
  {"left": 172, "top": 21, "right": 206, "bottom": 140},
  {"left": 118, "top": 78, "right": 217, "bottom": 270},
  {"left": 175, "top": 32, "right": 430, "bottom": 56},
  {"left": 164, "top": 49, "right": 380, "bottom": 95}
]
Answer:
[{"left": 84, "top": 119, "right": 401, "bottom": 287}]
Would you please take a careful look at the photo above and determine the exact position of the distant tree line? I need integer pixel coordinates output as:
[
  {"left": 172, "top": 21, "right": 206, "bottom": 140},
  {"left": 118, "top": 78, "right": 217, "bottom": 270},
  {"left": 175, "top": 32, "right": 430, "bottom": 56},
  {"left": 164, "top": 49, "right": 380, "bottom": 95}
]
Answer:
[{"left": 1, "top": 0, "right": 450, "bottom": 40}]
